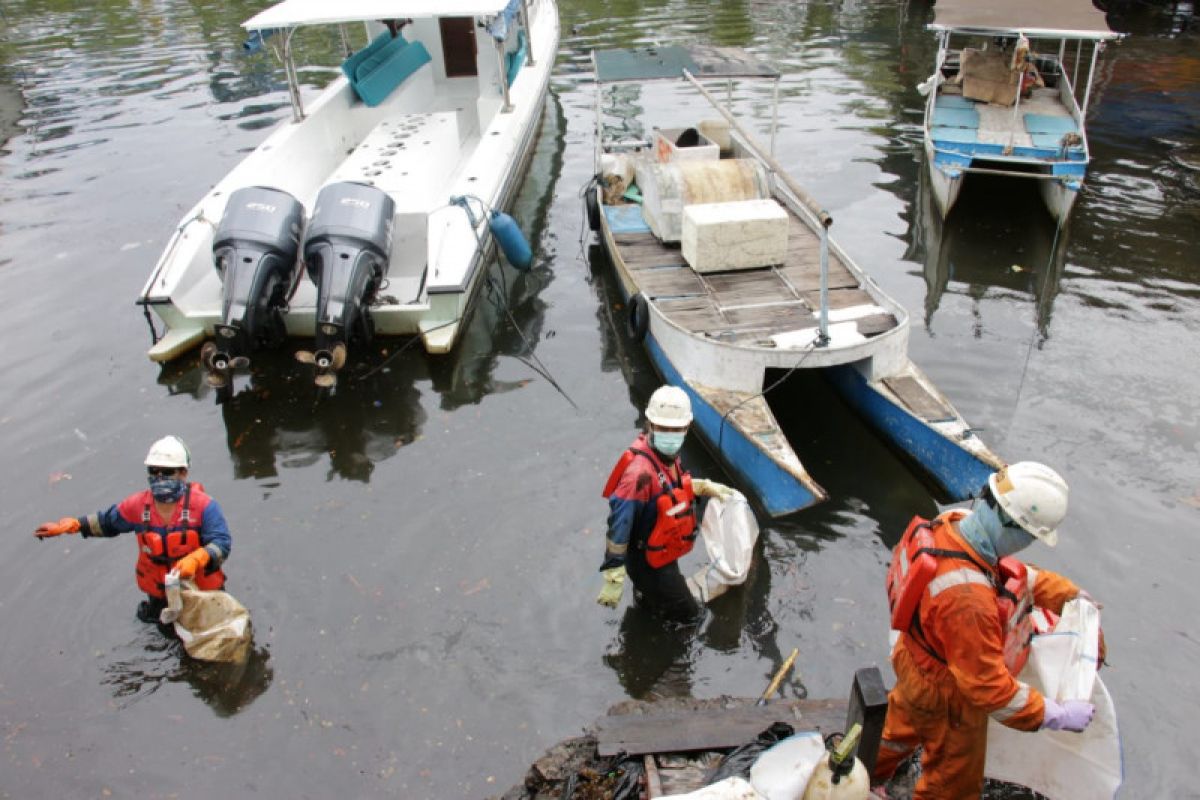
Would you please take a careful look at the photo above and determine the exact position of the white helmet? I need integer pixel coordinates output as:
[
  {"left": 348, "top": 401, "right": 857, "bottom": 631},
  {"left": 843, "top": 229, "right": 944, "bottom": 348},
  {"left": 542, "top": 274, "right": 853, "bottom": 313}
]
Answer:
[
  {"left": 145, "top": 436, "right": 191, "bottom": 469},
  {"left": 988, "top": 461, "right": 1068, "bottom": 546},
  {"left": 645, "top": 385, "right": 693, "bottom": 427}
]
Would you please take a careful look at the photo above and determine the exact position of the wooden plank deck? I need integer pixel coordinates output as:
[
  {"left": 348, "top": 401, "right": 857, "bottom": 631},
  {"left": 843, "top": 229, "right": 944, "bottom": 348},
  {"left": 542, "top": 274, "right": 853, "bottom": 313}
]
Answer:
[
  {"left": 595, "top": 699, "right": 847, "bottom": 757},
  {"left": 614, "top": 211, "right": 897, "bottom": 343}
]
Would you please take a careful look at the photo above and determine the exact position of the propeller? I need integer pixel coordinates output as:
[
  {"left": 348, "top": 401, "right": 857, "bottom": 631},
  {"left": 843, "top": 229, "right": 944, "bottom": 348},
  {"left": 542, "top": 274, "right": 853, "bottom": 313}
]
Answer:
[
  {"left": 296, "top": 342, "right": 347, "bottom": 387},
  {"left": 201, "top": 341, "right": 230, "bottom": 388}
]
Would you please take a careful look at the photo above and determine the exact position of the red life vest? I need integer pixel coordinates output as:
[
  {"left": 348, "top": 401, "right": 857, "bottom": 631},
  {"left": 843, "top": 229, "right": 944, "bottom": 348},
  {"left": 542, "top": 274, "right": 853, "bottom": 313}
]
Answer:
[
  {"left": 887, "top": 513, "right": 1048, "bottom": 676},
  {"left": 134, "top": 483, "right": 225, "bottom": 599},
  {"left": 603, "top": 445, "right": 697, "bottom": 569}
]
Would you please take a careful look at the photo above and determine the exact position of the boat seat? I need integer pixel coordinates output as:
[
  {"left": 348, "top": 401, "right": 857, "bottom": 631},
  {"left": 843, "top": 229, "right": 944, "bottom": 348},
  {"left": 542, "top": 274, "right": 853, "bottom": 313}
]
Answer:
[
  {"left": 932, "top": 105, "right": 979, "bottom": 130},
  {"left": 344, "top": 35, "right": 432, "bottom": 107},
  {"left": 1024, "top": 113, "right": 1081, "bottom": 149},
  {"left": 931, "top": 126, "right": 977, "bottom": 145}
]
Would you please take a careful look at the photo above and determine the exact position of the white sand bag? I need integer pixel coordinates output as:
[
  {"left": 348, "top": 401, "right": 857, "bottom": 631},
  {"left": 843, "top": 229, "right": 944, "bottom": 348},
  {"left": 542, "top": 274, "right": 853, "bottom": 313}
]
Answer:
[
  {"left": 689, "top": 491, "right": 759, "bottom": 603},
  {"left": 985, "top": 598, "right": 1122, "bottom": 798},
  {"left": 174, "top": 581, "right": 252, "bottom": 664},
  {"left": 661, "top": 776, "right": 764, "bottom": 799},
  {"left": 750, "top": 731, "right": 826, "bottom": 800}
]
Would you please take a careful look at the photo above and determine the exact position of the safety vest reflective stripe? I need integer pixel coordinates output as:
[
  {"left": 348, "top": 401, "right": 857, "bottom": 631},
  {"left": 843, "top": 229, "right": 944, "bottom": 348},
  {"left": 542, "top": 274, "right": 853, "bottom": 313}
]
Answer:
[
  {"left": 1026, "top": 565, "right": 1040, "bottom": 591},
  {"left": 927, "top": 567, "right": 992, "bottom": 598},
  {"left": 989, "top": 680, "right": 1032, "bottom": 723}
]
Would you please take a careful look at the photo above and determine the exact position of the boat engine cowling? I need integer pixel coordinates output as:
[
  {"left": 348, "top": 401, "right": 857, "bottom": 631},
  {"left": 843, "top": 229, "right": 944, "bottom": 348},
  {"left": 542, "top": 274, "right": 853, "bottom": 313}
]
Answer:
[
  {"left": 210, "top": 186, "right": 305, "bottom": 370},
  {"left": 301, "top": 182, "right": 394, "bottom": 385}
]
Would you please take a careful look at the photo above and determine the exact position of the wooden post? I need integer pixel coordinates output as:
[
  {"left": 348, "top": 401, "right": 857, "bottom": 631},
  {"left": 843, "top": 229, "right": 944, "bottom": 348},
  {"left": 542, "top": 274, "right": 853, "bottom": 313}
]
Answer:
[{"left": 846, "top": 667, "right": 889, "bottom": 777}]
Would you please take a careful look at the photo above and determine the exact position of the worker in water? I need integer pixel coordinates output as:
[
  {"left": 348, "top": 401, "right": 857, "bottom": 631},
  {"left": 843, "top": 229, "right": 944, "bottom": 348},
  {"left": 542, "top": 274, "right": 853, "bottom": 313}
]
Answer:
[
  {"left": 597, "top": 385, "right": 733, "bottom": 621},
  {"left": 33, "top": 436, "right": 231, "bottom": 624},
  {"left": 873, "top": 462, "right": 1104, "bottom": 799}
]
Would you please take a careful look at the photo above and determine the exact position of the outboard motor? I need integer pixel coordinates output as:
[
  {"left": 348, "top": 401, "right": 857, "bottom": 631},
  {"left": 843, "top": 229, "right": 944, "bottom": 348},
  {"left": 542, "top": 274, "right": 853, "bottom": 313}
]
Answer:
[
  {"left": 298, "top": 182, "right": 394, "bottom": 387},
  {"left": 205, "top": 186, "right": 305, "bottom": 387}
]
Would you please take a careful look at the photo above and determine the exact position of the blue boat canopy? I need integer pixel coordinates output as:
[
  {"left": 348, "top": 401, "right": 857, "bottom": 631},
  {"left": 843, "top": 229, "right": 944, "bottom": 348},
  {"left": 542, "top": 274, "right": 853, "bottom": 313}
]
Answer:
[{"left": 593, "top": 46, "right": 779, "bottom": 83}]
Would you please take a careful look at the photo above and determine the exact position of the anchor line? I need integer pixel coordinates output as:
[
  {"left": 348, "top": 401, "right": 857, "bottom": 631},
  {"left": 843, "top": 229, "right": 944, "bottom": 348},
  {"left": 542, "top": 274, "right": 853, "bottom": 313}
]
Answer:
[
  {"left": 455, "top": 196, "right": 579, "bottom": 411},
  {"left": 1009, "top": 215, "right": 1067, "bottom": 439},
  {"left": 716, "top": 343, "right": 819, "bottom": 455},
  {"left": 352, "top": 317, "right": 459, "bottom": 383}
]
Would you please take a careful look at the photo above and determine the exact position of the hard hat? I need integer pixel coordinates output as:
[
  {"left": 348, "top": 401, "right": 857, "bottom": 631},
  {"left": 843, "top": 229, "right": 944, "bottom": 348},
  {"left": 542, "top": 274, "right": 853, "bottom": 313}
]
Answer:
[
  {"left": 645, "top": 385, "right": 693, "bottom": 427},
  {"left": 145, "top": 436, "right": 191, "bottom": 469},
  {"left": 988, "top": 461, "right": 1068, "bottom": 546}
]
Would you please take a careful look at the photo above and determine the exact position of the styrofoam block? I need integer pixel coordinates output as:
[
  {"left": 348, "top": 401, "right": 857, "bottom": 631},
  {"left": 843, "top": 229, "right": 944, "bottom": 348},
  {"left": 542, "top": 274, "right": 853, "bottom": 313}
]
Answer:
[{"left": 682, "top": 199, "right": 788, "bottom": 273}]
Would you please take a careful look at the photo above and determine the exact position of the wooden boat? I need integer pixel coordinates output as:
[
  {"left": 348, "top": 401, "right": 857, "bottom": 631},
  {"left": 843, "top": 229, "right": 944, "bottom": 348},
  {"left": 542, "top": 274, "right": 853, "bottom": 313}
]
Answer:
[
  {"left": 587, "top": 47, "right": 1003, "bottom": 517},
  {"left": 921, "top": 0, "right": 1121, "bottom": 222},
  {"left": 138, "top": 0, "right": 558, "bottom": 386}
]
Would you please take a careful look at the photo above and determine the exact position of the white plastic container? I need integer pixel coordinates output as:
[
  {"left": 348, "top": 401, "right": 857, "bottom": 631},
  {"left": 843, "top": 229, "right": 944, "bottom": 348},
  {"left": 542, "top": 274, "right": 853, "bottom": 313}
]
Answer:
[
  {"left": 160, "top": 571, "right": 183, "bottom": 624},
  {"left": 801, "top": 757, "right": 870, "bottom": 800}
]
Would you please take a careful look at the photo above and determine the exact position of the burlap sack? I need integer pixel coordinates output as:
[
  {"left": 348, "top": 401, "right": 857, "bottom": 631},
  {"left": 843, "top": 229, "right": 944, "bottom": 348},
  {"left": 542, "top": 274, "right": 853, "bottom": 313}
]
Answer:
[
  {"left": 174, "top": 582, "right": 252, "bottom": 664},
  {"left": 960, "top": 47, "right": 1019, "bottom": 106}
]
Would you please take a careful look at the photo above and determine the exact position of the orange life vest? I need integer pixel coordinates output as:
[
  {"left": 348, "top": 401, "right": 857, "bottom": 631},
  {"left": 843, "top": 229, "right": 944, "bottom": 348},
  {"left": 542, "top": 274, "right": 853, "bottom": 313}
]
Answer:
[
  {"left": 603, "top": 446, "right": 697, "bottom": 569},
  {"left": 134, "top": 483, "right": 225, "bottom": 598},
  {"left": 887, "top": 513, "right": 1046, "bottom": 676}
]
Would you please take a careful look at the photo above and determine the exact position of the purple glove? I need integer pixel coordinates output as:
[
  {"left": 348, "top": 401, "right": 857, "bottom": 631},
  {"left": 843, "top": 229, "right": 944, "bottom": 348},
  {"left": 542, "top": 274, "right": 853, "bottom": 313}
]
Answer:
[{"left": 1042, "top": 698, "right": 1095, "bottom": 732}]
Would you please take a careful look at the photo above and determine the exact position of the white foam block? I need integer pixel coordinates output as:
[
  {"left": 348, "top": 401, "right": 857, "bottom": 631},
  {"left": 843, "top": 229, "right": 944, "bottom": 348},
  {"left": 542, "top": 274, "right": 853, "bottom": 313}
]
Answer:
[{"left": 682, "top": 199, "right": 789, "bottom": 273}]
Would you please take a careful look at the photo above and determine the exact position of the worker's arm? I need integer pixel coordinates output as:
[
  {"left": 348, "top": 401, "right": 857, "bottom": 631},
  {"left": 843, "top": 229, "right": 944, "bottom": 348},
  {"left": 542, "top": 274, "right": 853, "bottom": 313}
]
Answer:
[
  {"left": 198, "top": 500, "right": 232, "bottom": 567},
  {"left": 601, "top": 467, "right": 653, "bottom": 571},
  {"left": 930, "top": 587, "right": 1046, "bottom": 731},
  {"left": 79, "top": 500, "right": 141, "bottom": 539},
  {"left": 1026, "top": 564, "right": 1080, "bottom": 615}
]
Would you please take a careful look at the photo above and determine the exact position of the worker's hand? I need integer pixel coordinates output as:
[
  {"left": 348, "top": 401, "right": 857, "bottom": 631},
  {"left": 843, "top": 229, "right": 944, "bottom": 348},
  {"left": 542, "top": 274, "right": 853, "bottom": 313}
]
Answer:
[
  {"left": 1042, "top": 698, "right": 1095, "bottom": 732},
  {"left": 596, "top": 566, "right": 626, "bottom": 608},
  {"left": 34, "top": 517, "right": 80, "bottom": 540},
  {"left": 693, "top": 478, "right": 734, "bottom": 501},
  {"left": 174, "top": 548, "right": 211, "bottom": 580}
]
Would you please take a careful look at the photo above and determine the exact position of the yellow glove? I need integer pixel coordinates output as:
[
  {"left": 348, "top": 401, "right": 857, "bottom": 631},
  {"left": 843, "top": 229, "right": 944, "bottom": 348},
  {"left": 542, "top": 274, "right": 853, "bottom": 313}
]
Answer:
[
  {"left": 174, "top": 547, "right": 211, "bottom": 580},
  {"left": 693, "top": 478, "right": 734, "bottom": 501},
  {"left": 596, "top": 566, "right": 626, "bottom": 608}
]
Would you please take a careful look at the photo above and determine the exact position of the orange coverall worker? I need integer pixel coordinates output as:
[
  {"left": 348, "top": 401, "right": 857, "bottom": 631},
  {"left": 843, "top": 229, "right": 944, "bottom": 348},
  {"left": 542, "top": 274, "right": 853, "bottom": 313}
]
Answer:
[{"left": 872, "top": 510, "right": 1081, "bottom": 799}]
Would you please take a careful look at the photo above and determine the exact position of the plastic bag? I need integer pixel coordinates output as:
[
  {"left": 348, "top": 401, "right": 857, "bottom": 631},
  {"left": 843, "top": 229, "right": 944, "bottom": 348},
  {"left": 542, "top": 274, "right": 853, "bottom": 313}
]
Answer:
[
  {"left": 689, "top": 492, "right": 760, "bottom": 603},
  {"left": 662, "top": 776, "right": 763, "bottom": 799},
  {"left": 705, "top": 722, "right": 794, "bottom": 784},
  {"left": 985, "top": 598, "right": 1122, "bottom": 799},
  {"left": 173, "top": 582, "right": 252, "bottom": 664}
]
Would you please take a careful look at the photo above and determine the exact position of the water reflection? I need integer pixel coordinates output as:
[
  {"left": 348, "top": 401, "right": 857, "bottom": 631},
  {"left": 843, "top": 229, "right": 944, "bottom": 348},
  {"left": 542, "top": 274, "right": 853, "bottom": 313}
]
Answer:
[
  {"left": 102, "top": 631, "right": 273, "bottom": 718},
  {"left": 906, "top": 170, "right": 1071, "bottom": 342}
]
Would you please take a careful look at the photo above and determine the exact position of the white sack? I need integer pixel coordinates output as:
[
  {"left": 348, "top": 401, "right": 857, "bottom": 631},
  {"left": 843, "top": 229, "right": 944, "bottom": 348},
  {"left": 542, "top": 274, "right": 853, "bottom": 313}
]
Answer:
[
  {"left": 661, "top": 776, "right": 764, "bottom": 800},
  {"left": 750, "top": 731, "right": 826, "bottom": 800},
  {"left": 173, "top": 582, "right": 252, "bottom": 664},
  {"left": 689, "top": 491, "right": 760, "bottom": 603},
  {"left": 985, "top": 598, "right": 1122, "bottom": 799}
]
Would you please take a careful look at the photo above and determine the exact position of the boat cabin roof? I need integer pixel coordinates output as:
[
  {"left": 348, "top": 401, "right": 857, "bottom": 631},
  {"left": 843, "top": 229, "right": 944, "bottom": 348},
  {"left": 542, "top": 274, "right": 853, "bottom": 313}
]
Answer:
[
  {"left": 243, "top": 0, "right": 512, "bottom": 31},
  {"left": 929, "top": 0, "right": 1118, "bottom": 41},
  {"left": 593, "top": 46, "right": 779, "bottom": 84}
]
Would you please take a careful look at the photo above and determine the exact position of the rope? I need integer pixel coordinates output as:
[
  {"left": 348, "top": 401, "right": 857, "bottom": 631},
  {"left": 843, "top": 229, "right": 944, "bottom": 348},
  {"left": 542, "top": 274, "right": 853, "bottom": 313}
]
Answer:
[
  {"left": 716, "top": 342, "right": 819, "bottom": 455},
  {"left": 1009, "top": 215, "right": 1067, "bottom": 437}
]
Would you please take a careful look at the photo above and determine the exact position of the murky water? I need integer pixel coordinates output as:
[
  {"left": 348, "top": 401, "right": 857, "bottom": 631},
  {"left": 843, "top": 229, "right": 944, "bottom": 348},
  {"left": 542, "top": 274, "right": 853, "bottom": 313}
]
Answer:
[{"left": 1, "top": 0, "right": 1196, "bottom": 796}]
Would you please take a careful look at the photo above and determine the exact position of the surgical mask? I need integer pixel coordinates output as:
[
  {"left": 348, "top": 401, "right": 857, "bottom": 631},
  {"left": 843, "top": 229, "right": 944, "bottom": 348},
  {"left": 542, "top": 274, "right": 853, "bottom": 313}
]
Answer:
[
  {"left": 652, "top": 431, "right": 686, "bottom": 458},
  {"left": 960, "top": 496, "right": 1035, "bottom": 563},
  {"left": 149, "top": 477, "right": 187, "bottom": 503}
]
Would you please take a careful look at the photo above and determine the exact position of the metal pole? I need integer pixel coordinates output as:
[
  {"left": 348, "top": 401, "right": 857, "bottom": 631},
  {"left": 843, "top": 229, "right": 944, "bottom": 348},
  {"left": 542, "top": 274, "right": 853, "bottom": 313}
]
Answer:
[
  {"left": 770, "top": 76, "right": 780, "bottom": 158},
  {"left": 683, "top": 70, "right": 832, "bottom": 228},
  {"left": 520, "top": 0, "right": 535, "bottom": 66},
  {"left": 592, "top": 51, "right": 602, "bottom": 174},
  {"left": 496, "top": 38, "right": 513, "bottom": 112},
  {"left": 1080, "top": 41, "right": 1102, "bottom": 121},
  {"left": 818, "top": 225, "right": 830, "bottom": 346},
  {"left": 1072, "top": 39, "right": 1081, "bottom": 98},
  {"left": 283, "top": 29, "right": 305, "bottom": 122}
]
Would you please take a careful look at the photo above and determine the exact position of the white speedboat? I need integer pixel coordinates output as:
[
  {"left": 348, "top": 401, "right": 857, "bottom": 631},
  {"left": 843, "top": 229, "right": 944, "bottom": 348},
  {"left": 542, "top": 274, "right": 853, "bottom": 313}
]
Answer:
[
  {"left": 587, "top": 46, "right": 1003, "bottom": 516},
  {"left": 921, "top": 0, "right": 1121, "bottom": 222},
  {"left": 138, "top": 0, "right": 559, "bottom": 386}
]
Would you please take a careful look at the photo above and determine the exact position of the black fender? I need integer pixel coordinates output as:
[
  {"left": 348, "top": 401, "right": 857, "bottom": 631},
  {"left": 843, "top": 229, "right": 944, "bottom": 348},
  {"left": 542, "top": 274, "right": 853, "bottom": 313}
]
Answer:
[
  {"left": 585, "top": 179, "right": 601, "bottom": 232},
  {"left": 626, "top": 292, "right": 649, "bottom": 342}
]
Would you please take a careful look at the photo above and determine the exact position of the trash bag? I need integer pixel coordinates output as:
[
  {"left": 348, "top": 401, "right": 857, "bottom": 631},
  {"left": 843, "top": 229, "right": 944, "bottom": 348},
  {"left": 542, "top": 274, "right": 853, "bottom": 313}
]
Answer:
[
  {"left": 705, "top": 722, "right": 794, "bottom": 784},
  {"left": 173, "top": 582, "right": 252, "bottom": 664},
  {"left": 985, "top": 597, "right": 1122, "bottom": 799},
  {"left": 559, "top": 753, "right": 643, "bottom": 800},
  {"left": 689, "top": 492, "right": 760, "bottom": 603},
  {"left": 748, "top": 731, "right": 827, "bottom": 800},
  {"left": 661, "top": 776, "right": 763, "bottom": 799}
]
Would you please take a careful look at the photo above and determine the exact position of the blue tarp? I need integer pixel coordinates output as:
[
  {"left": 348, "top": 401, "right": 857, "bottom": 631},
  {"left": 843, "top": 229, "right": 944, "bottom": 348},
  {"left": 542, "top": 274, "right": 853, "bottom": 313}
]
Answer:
[
  {"left": 487, "top": 0, "right": 521, "bottom": 41},
  {"left": 603, "top": 204, "right": 651, "bottom": 234}
]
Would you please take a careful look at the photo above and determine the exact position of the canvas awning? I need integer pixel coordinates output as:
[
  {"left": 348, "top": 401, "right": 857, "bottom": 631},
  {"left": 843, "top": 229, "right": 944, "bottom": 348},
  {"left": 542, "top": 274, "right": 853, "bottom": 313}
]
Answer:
[
  {"left": 930, "top": 0, "right": 1118, "bottom": 40},
  {"left": 593, "top": 46, "right": 779, "bottom": 83},
  {"left": 243, "top": 0, "right": 512, "bottom": 31}
]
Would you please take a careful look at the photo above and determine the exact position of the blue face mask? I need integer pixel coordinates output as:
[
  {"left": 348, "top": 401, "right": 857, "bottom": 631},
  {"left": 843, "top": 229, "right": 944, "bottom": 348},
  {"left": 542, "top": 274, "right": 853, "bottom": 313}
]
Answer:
[
  {"left": 960, "top": 496, "right": 1035, "bottom": 562},
  {"left": 652, "top": 431, "right": 686, "bottom": 458},
  {"left": 149, "top": 477, "right": 187, "bottom": 503}
]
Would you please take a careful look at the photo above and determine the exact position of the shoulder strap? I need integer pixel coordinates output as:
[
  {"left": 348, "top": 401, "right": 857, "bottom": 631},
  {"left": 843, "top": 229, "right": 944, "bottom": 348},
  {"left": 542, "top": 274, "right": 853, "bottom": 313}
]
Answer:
[{"left": 629, "top": 447, "right": 678, "bottom": 493}]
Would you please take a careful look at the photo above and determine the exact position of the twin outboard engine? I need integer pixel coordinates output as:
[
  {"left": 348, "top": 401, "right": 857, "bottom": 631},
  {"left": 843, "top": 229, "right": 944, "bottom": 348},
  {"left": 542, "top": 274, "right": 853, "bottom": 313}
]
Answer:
[
  {"left": 205, "top": 186, "right": 305, "bottom": 387},
  {"left": 297, "top": 182, "right": 394, "bottom": 387}
]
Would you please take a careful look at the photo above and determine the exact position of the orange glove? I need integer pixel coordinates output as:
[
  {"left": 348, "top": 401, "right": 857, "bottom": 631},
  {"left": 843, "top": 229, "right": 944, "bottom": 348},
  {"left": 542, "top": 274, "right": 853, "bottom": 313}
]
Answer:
[
  {"left": 174, "top": 548, "right": 211, "bottom": 579},
  {"left": 34, "top": 517, "right": 81, "bottom": 539}
]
